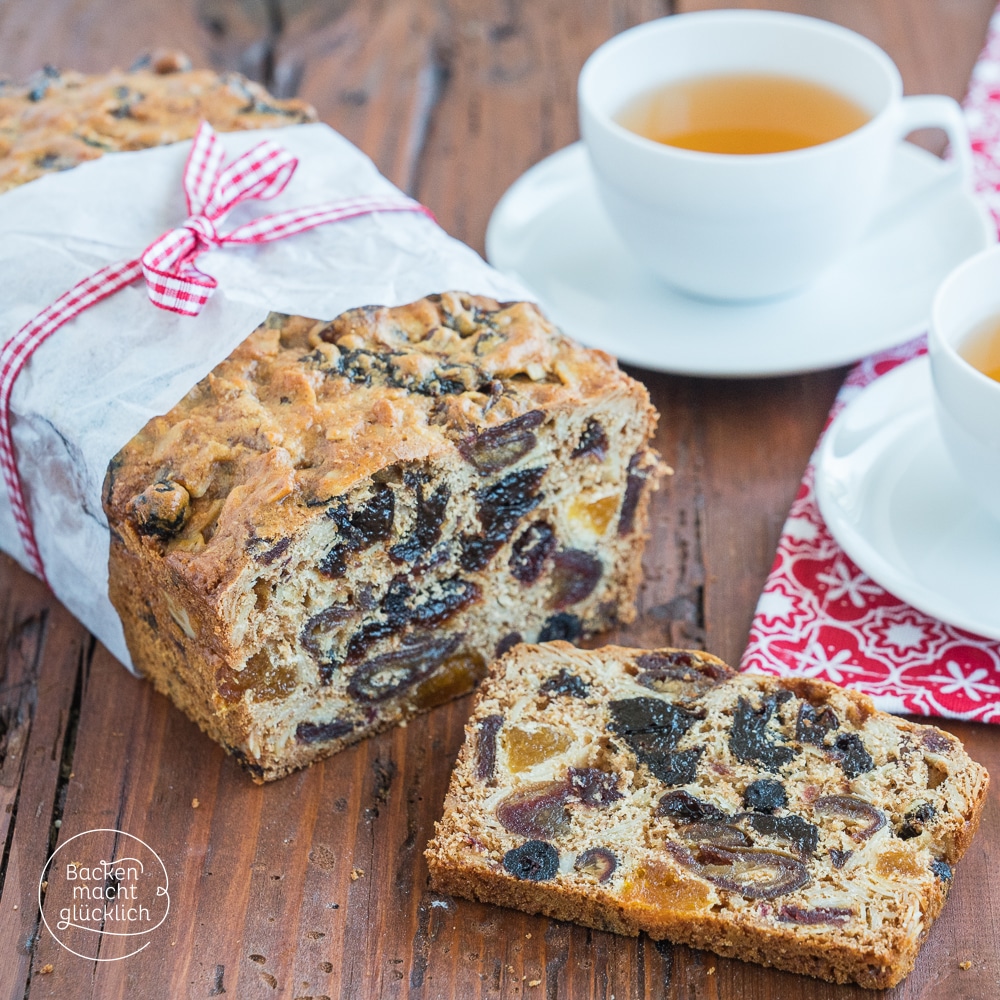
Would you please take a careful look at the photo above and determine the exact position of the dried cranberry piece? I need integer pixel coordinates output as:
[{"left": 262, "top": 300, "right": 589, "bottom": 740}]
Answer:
[
  {"left": 777, "top": 904, "right": 852, "bottom": 926},
  {"left": 574, "top": 847, "right": 617, "bottom": 882},
  {"left": 549, "top": 550, "right": 602, "bottom": 610},
  {"left": 656, "top": 790, "right": 727, "bottom": 823},
  {"left": 295, "top": 718, "right": 354, "bottom": 744},
  {"left": 346, "top": 635, "right": 461, "bottom": 702},
  {"left": 459, "top": 410, "right": 544, "bottom": 473},
  {"left": 539, "top": 668, "right": 590, "bottom": 699},
  {"left": 829, "top": 733, "right": 874, "bottom": 778},
  {"left": 538, "top": 613, "right": 581, "bottom": 643},
  {"left": 617, "top": 452, "right": 649, "bottom": 537},
  {"left": 571, "top": 419, "right": 609, "bottom": 461},
  {"left": 829, "top": 849, "right": 852, "bottom": 869},
  {"left": 687, "top": 844, "right": 809, "bottom": 900},
  {"left": 460, "top": 467, "right": 546, "bottom": 571},
  {"left": 898, "top": 802, "right": 936, "bottom": 840},
  {"left": 503, "top": 840, "right": 559, "bottom": 881},
  {"left": 744, "top": 813, "right": 819, "bottom": 856},
  {"left": 496, "top": 631, "right": 522, "bottom": 656},
  {"left": 475, "top": 714, "right": 504, "bottom": 783},
  {"left": 795, "top": 701, "right": 839, "bottom": 745},
  {"left": 729, "top": 695, "right": 798, "bottom": 771},
  {"left": 509, "top": 521, "right": 556, "bottom": 584},
  {"left": 496, "top": 782, "right": 571, "bottom": 839},
  {"left": 389, "top": 476, "right": 450, "bottom": 564},
  {"left": 743, "top": 779, "right": 787, "bottom": 814},
  {"left": 813, "top": 795, "right": 885, "bottom": 842},
  {"left": 567, "top": 767, "right": 622, "bottom": 806}
]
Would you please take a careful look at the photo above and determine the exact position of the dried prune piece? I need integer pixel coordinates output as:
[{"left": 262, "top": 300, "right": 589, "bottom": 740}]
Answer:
[
  {"left": 300, "top": 604, "right": 354, "bottom": 664},
  {"left": 509, "top": 521, "right": 556, "bottom": 584},
  {"left": 411, "top": 578, "right": 481, "bottom": 628},
  {"left": 295, "top": 719, "right": 354, "bottom": 744},
  {"left": 496, "top": 631, "right": 522, "bottom": 656},
  {"left": 389, "top": 477, "right": 450, "bottom": 564},
  {"left": 777, "top": 904, "right": 852, "bottom": 926},
  {"left": 346, "top": 635, "right": 460, "bottom": 702},
  {"left": 656, "top": 790, "right": 727, "bottom": 823},
  {"left": 813, "top": 795, "right": 885, "bottom": 842},
  {"left": 320, "top": 484, "right": 395, "bottom": 577},
  {"left": 571, "top": 419, "right": 609, "bottom": 461},
  {"left": 795, "top": 701, "right": 839, "bottom": 745},
  {"left": 496, "top": 782, "right": 571, "bottom": 839},
  {"left": 898, "top": 802, "right": 936, "bottom": 840},
  {"left": 743, "top": 779, "right": 787, "bottom": 814},
  {"left": 930, "top": 859, "right": 953, "bottom": 881},
  {"left": 636, "top": 651, "right": 731, "bottom": 694},
  {"left": 318, "top": 543, "right": 349, "bottom": 578},
  {"left": 567, "top": 767, "right": 622, "bottom": 806},
  {"left": 574, "top": 847, "right": 617, "bottom": 882},
  {"left": 608, "top": 697, "right": 703, "bottom": 746},
  {"left": 538, "top": 613, "right": 582, "bottom": 643},
  {"left": 729, "top": 696, "right": 798, "bottom": 771},
  {"left": 829, "top": 733, "right": 874, "bottom": 778},
  {"left": 539, "top": 668, "right": 590, "bottom": 699},
  {"left": 460, "top": 466, "right": 546, "bottom": 570},
  {"left": 688, "top": 845, "right": 809, "bottom": 900},
  {"left": 549, "top": 550, "right": 602, "bottom": 610},
  {"left": 129, "top": 480, "right": 190, "bottom": 539},
  {"left": 617, "top": 452, "right": 650, "bottom": 537},
  {"left": 459, "top": 410, "right": 544, "bottom": 472},
  {"left": 344, "top": 578, "right": 415, "bottom": 662},
  {"left": 503, "top": 841, "right": 559, "bottom": 882},
  {"left": 475, "top": 714, "right": 504, "bottom": 783},
  {"left": 630, "top": 742, "right": 703, "bottom": 786},
  {"left": 744, "top": 814, "right": 819, "bottom": 856},
  {"left": 829, "top": 849, "right": 852, "bottom": 869}
]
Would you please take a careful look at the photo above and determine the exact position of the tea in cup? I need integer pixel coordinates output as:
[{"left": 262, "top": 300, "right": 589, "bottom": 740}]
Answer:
[
  {"left": 929, "top": 245, "right": 1000, "bottom": 522},
  {"left": 578, "top": 10, "right": 973, "bottom": 301}
]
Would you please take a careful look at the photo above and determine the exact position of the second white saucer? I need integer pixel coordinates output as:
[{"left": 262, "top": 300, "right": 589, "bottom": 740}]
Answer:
[
  {"left": 486, "top": 143, "right": 994, "bottom": 378},
  {"left": 814, "top": 356, "right": 1000, "bottom": 640}
]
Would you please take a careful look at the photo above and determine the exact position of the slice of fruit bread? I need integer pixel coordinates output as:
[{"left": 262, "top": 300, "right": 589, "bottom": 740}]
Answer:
[{"left": 425, "top": 642, "right": 989, "bottom": 989}]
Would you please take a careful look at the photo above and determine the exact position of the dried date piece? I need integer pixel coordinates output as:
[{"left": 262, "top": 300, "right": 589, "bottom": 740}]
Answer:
[
  {"left": 813, "top": 795, "right": 886, "bottom": 842},
  {"left": 679, "top": 821, "right": 751, "bottom": 848},
  {"left": 729, "top": 695, "right": 798, "bottom": 771},
  {"left": 617, "top": 452, "right": 650, "bottom": 537},
  {"left": 509, "top": 520, "right": 556, "bottom": 584},
  {"left": 460, "top": 466, "right": 546, "bottom": 570},
  {"left": 295, "top": 718, "right": 354, "bottom": 744},
  {"left": 636, "top": 651, "right": 731, "bottom": 695},
  {"left": 459, "top": 410, "right": 545, "bottom": 472},
  {"left": 346, "top": 635, "right": 461, "bottom": 702},
  {"left": 549, "top": 550, "right": 602, "bottom": 609},
  {"left": 571, "top": 419, "right": 609, "bottom": 461},
  {"left": 389, "top": 477, "right": 450, "bottom": 564},
  {"left": 475, "top": 714, "right": 504, "bottom": 783},
  {"left": 677, "top": 843, "right": 810, "bottom": 900},
  {"left": 496, "top": 781, "right": 572, "bottom": 840},
  {"left": 503, "top": 840, "right": 559, "bottom": 881}
]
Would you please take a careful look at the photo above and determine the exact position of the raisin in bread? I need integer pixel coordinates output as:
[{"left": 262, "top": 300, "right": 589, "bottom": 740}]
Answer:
[
  {"left": 103, "top": 296, "right": 662, "bottom": 780},
  {"left": 425, "top": 642, "right": 989, "bottom": 990},
  {"left": 0, "top": 54, "right": 314, "bottom": 193}
]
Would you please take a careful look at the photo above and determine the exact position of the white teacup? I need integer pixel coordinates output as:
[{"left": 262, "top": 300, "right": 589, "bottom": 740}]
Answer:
[
  {"left": 929, "top": 245, "right": 1000, "bottom": 522},
  {"left": 578, "top": 10, "right": 973, "bottom": 302}
]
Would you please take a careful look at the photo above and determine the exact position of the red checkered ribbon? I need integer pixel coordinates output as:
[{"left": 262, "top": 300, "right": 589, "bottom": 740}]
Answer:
[{"left": 0, "top": 121, "right": 433, "bottom": 584}]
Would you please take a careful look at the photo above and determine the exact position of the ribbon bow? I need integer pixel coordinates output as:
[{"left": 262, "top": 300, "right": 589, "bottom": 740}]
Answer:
[{"left": 0, "top": 122, "right": 434, "bottom": 581}]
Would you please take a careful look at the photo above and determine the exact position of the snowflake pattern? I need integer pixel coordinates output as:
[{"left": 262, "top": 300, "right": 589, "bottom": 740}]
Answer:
[{"left": 741, "top": 15, "right": 1000, "bottom": 724}]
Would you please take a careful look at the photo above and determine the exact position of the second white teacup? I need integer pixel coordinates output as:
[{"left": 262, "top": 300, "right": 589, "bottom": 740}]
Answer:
[
  {"left": 929, "top": 245, "right": 1000, "bottom": 523},
  {"left": 578, "top": 10, "right": 973, "bottom": 302}
]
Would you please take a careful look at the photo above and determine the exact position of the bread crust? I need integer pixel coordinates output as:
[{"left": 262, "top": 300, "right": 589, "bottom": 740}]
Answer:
[{"left": 426, "top": 642, "right": 990, "bottom": 989}]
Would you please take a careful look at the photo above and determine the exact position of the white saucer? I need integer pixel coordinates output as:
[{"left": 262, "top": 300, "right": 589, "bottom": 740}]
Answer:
[
  {"left": 486, "top": 143, "right": 995, "bottom": 378},
  {"left": 814, "top": 356, "right": 1000, "bottom": 640}
]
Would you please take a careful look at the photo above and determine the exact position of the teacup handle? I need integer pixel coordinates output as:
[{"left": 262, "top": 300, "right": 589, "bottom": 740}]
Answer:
[{"left": 895, "top": 94, "right": 973, "bottom": 183}]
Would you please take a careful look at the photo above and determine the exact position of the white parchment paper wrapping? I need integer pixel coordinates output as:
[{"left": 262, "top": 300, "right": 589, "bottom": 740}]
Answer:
[{"left": 0, "top": 122, "right": 530, "bottom": 670}]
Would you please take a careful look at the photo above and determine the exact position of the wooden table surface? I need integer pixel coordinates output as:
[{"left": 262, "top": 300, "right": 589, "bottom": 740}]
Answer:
[{"left": 1, "top": 1, "right": 998, "bottom": 998}]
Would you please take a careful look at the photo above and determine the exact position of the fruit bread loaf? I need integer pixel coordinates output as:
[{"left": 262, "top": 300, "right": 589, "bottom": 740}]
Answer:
[
  {"left": 103, "top": 297, "right": 662, "bottom": 780},
  {"left": 0, "top": 54, "right": 314, "bottom": 193},
  {"left": 425, "top": 642, "right": 989, "bottom": 989}
]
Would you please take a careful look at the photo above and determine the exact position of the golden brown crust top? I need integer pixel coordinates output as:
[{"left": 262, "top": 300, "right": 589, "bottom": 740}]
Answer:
[
  {"left": 0, "top": 56, "right": 315, "bottom": 192},
  {"left": 105, "top": 293, "right": 647, "bottom": 593}
]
